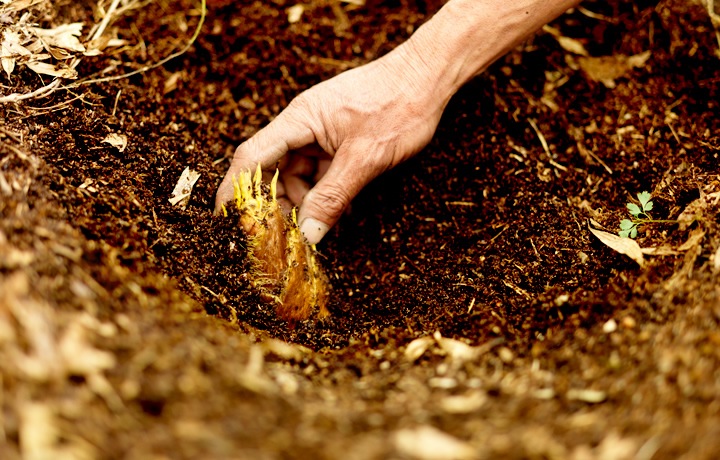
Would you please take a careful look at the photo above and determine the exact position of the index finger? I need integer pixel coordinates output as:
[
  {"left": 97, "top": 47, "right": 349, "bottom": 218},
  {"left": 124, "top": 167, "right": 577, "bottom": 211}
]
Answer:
[{"left": 215, "top": 108, "right": 316, "bottom": 211}]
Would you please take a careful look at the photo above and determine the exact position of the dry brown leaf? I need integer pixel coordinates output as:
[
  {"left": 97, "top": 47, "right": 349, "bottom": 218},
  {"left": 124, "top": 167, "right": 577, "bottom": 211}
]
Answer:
[
  {"left": 578, "top": 51, "right": 651, "bottom": 88},
  {"left": 589, "top": 224, "right": 645, "bottom": 267},
  {"left": 641, "top": 246, "right": 679, "bottom": 256},
  {"left": 45, "top": 45, "right": 71, "bottom": 60},
  {"left": 169, "top": 166, "right": 201, "bottom": 209},
  {"left": 26, "top": 60, "right": 77, "bottom": 78},
  {"left": 83, "top": 36, "right": 109, "bottom": 57},
  {"left": 84, "top": 36, "right": 130, "bottom": 57},
  {"left": 678, "top": 227, "right": 706, "bottom": 252},
  {"left": 1, "top": 0, "right": 45, "bottom": 12},
  {"left": 25, "top": 38, "right": 44, "bottom": 53},
  {"left": 1, "top": 52, "right": 14, "bottom": 77},
  {"left": 102, "top": 133, "right": 127, "bottom": 152},
  {"left": 677, "top": 191, "right": 720, "bottom": 230},
  {"left": 2, "top": 30, "right": 32, "bottom": 66},
  {"left": 31, "top": 23, "right": 85, "bottom": 53}
]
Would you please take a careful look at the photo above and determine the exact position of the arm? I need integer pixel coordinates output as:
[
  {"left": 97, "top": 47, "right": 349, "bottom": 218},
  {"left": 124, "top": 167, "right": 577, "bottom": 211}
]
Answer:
[{"left": 216, "top": 0, "right": 582, "bottom": 244}]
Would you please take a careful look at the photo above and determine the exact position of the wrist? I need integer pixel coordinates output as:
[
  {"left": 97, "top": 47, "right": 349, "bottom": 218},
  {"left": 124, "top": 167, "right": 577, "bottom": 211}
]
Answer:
[{"left": 399, "top": 0, "right": 582, "bottom": 97}]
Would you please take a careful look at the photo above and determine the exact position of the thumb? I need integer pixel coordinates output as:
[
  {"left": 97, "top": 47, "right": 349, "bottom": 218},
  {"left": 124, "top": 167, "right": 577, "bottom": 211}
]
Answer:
[
  {"left": 297, "top": 145, "right": 378, "bottom": 245},
  {"left": 215, "top": 110, "right": 315, "bottom": 213}
]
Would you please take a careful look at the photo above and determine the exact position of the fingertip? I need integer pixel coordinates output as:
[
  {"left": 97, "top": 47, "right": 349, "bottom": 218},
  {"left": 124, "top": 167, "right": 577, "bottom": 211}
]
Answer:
[
  {"left": 214, "top": 175, "right": 234, "bottom": 214},
  {"left": 299, "top": 217, "right": 330, "bottom": 245}
]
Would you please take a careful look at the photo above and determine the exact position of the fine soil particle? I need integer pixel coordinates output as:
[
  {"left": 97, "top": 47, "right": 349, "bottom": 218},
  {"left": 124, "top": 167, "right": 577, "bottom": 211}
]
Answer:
[{"left": 1, "top": 0, "right": 719, "bottom": 458}]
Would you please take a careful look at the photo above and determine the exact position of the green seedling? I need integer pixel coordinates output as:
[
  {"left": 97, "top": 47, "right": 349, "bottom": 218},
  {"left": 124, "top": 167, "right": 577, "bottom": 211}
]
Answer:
[{"left": 618, "top": 191, "right": 675, "bottom": 238}]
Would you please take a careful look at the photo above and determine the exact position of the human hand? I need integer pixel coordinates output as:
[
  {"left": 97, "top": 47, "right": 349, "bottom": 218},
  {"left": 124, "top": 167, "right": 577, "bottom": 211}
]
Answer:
[
  {"left": 216, "top": 0, "right": 585, "bottom": 245},
  {"left": 215, "top": 41, "right": 450, "bottom": 244}
]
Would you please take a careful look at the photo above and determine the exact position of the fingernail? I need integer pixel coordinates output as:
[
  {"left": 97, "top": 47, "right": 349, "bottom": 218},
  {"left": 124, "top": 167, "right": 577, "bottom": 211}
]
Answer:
[{"left": 299, "top": 217, "right": 329, "bottom": 245}]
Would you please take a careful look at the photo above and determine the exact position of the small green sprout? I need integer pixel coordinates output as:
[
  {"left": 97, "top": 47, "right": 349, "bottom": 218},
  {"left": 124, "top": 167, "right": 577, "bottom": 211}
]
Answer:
[
  {"left": 619, "top": 191, "right": 653, "bottom": 238},
  {"left": 618, "top": 191, "right": 676, "bottom": 238},
  {"left": 627, "top": 191, "right": 654, "bottom": 218}
]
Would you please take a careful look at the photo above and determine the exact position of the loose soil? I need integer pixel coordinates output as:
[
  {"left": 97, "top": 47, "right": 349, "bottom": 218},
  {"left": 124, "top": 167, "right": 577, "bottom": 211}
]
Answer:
[{"left": 1, "top": 0, "right": 720, "bottom": 458}]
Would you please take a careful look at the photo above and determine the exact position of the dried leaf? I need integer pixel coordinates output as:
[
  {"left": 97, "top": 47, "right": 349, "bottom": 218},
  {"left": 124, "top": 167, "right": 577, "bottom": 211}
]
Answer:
[
  {"left": 25, "top": 39, "right": 44, "bottom": 54},
  {"left": 589, "top": 224, "right": 645, "bottom": 267},
  {"left": 169, "top": 167, "right": 201, "bottom": 209},
  {"left": 2, "top": 0, "right": 44, "bottom": 12},
  {"left": 2, "top": 30, "right": 32, "bottom": 57},
  {"left": 83, "top": 36, "right": 110, "bottom": 56},
  {"left": 677, "top": 227, "right": 705, "bottom": 252},
  {"left": 1, "top": 54, "right": 14, "bottom": 77},
  {"left": 31, "top": 23, "right": 85, "bottom": 53},
  {"left": 26, "top": 60, "right": 77, "bottom": 78},
  {"left": 102, "top": 133, "right": 127, "bottom": 152},
  {"left": 677, "top": 191, "right": 720, "bottom": 230},
  {"left": 641, "top": 246, "right": 679, "bottom": 256},
  {"left": 0, "top": 247, "right": 34, "bottom": 268},
  {"left": 578, "top": 51, "right": 651, "bottom": 88},
  {"left": 84, "top": 35, "right": 129, "bottom": 56},
  {"left": 106, "top": 37, "right": 129, "bottom": 48},
  {"left": 45, "top": 44, "right": 72, "bottom": 60}
]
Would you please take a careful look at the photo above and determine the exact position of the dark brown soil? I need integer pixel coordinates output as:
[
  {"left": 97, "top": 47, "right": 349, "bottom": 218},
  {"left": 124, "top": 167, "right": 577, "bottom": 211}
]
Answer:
[{"left": 1, "top": 0, "right": 720, "bottom": 458}]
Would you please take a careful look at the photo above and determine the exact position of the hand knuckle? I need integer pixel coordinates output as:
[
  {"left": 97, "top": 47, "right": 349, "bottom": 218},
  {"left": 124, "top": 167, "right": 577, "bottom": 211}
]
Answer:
[{"left": 311, "top": 185, "right": 349, "bottom": 219}]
